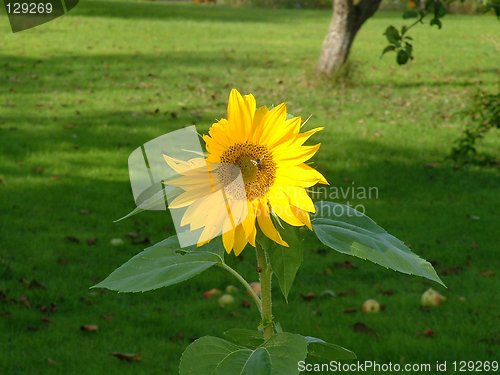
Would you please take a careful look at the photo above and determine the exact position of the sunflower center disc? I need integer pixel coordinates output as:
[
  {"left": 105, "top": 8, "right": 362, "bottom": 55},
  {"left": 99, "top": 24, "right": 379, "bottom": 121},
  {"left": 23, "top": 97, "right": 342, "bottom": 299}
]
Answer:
[{"left": 219, "top": 143, "right": 276, "bottom": 201}]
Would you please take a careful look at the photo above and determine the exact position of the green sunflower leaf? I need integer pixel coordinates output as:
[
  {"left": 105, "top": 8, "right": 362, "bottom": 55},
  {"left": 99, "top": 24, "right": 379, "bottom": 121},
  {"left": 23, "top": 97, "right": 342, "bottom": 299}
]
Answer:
[
  {"left": 303, "top": 336, "right": 356, "bottom": 361},
  {"left": 179, "top": 336, "right": 270, "bottom": 375},
  {"left": 311, "top": 201, "right": 445, "bottom": 287},
  {"left": 92, "top": 236, "right": 223, "bottom": 292},
  {"left": 257, "top": 224, "right": 306, "bottom": 302},
  {"left": 214, "top": 347, "right": 271, "bottom": 375},
  {"left": 223, "top": 328, "right": 264, "bottom": 349},
  {"left": 265, "top": 332, "right": 309, "bottom": 374},
  {"left": 179, "top": 333, "right": 307, "bottom": 375}
]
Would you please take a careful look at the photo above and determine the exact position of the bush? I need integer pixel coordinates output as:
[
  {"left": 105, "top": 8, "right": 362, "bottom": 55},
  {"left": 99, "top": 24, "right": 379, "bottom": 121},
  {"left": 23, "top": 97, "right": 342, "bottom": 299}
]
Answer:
[{"left": 450, "top": 90, "right": 500, "bottom": 164}]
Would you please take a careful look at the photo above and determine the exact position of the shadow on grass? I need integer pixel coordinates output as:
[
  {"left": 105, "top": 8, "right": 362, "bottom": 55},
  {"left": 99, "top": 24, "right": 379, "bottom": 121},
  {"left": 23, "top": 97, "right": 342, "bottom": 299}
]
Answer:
[
  {"left": 0, "top": 109, "right": 217, "bottom": 161},
  {"left": 383, "top": 79, "right": 493, "bottom": 89},
  {"left": 0, "top": 51, "right": 269, "bottom": 92},
  {"left": 2, "top": 129, "right": 498, "bottom": 266},
  {"left": 69, "top": 1, "right": 414, "bottom": 23},
  {"left": 71, "top": 0, "right": 325, "bottom": 23},
  {"left": 314, "top": 139, "right": 499, "bottom": 260}
]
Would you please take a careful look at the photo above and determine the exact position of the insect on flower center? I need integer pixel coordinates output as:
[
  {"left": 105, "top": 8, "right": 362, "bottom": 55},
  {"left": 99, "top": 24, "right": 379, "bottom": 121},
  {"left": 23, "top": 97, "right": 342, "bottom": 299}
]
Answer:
[
  {"left": 237, "top": 156, "right": 259, "bottom": 184},
  {"left": 219, "top": 143, "right": 276, "bottom": 201}
]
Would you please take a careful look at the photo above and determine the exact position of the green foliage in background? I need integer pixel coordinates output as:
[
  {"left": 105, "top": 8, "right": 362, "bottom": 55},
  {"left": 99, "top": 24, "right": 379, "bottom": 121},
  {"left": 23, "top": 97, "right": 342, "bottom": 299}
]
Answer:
[
  {"left": 382, "top": 0, "right": 500, "bottom": 65},
  {"left": 450, "top": 91, "right": 500, "bottom": 165}
]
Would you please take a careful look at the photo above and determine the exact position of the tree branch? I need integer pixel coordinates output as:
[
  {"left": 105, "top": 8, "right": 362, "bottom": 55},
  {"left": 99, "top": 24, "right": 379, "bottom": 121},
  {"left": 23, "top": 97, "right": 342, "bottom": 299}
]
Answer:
[{"left": 353, "top": 0, "right": 383, "bottom": 31}]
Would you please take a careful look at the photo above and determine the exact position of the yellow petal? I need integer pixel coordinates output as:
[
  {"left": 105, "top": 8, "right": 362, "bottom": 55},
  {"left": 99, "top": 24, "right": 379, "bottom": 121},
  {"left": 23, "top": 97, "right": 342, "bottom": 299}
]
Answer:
[
  {"left": 276, "top": 164, "right": 329, "bottom": 187},
  {"left": 163, "top": 155, "right": 206, "bottom": 174},
  {"left": 185, "top": 191, "right": 228, "bottom": 230},
  {"left": 295, "top": 127, "right": 324, "bottom": 146},
  {"left": 233, "top": 224, "right": 248, "bottom": 256},
  {"left": 285, "top": 116, "right": 302, "bottom": 134},
  {"left": 227, "top": 199, "right": 248, "bottom": 228},
  {"left": 248, "top": 224, "right": 257, "bottom": 247},
  {"left": 205, "top": 119, "right": 232, "bottom": 152},
  {"left": 244, "top": 93, "right": 256, "bottom": 120},
  {"left": 196, "top": 239, "right": 211, "bottom": 248},
  {"left": 256, "top": 200, "right": 288, "bottom": 247},
  {"left": 255, "top": 103, "right": 287, "bottom": 145},
  {"left": 227, "top": 89, "right": 253, "bottom": 142},
  {"left": 196, "top": 199, "right": 229, "bottom": 243},
  {"left": 166, "top": 171, "right": 213, "bottom": 188},
  {"left": 240, "top": 202, "right": 256, "bottom": 237},
  {"left": 224, "top": 202, "right": 256, "bottom": 255},
  {"left": 223, "top": 228, "right": 235, "bottom": 254},
  {"left": 283, "top": 186, "right": 316, "bottom": 213},
  {"left": 273, "top": 144, "right": 321, "bottom": 167},
  {"left": 253, "top": 105, "right": 269, "bottom": 129},
  {"left": 271, "top": 126, "right": 324, "bottom": 155},
  {"left": 169, "top": 185, "right": 214, "bottom": 209},
  {"left": 266, "top": 116, "right": 302, "bottom": 149},
  {"left": 268, "top": 188, "right": 304, "bottom": 226},
  {"left": 290, "top": 205, "right": 312, "bottom": 230},
  {"left": 203, "top": 135, "right": 227, "bottom": 156}
]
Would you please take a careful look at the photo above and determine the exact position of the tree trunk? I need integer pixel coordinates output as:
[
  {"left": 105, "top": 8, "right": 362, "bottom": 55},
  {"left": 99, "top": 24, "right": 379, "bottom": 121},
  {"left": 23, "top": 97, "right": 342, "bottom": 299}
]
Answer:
[{"left": 317, "top": 0, "right": 382, "bottom": 76}]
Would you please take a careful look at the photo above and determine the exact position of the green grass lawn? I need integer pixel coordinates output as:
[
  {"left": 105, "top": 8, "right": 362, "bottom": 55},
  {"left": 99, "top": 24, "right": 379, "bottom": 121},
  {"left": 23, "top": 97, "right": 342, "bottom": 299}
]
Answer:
[{"left": 1, "top": 1, "right": 499, "bottom": 374}]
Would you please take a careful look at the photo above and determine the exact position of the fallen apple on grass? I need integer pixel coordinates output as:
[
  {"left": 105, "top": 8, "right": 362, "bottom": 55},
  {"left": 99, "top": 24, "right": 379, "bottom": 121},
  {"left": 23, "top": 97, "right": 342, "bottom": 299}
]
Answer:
[
  {"left": 109, "top": 238, "right": 124, "bottom": 247},
  {"left": 362, "top": 299, "right": 381, "bottom": 313},
  {"left": 421, "top": 288, "right": 446, "bottom": 307},
  {"left": 203, "top": 288, "right": 221, "bottom": 300},
  {"left": 249, "top": 282, "right": 261, "bottom": 297},
  {"left": 218, "top": 294, "right": 235, "bottom": 307},
  {"left": 225, "top": 285, "right": 239, "bottom": 294}
]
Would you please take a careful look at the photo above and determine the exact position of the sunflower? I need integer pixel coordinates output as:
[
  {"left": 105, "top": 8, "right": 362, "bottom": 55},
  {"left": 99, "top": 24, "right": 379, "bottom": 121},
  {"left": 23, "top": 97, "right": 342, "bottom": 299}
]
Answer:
[{"left": 164, "top": 89, "right": 328, "bottom": 255}]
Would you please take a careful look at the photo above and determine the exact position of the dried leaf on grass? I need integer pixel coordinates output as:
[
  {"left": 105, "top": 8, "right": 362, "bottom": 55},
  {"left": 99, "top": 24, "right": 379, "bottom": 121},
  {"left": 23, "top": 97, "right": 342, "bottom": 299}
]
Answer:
[
  {"left": 81, "top": 324, "right": 99, "bottom": 332},
  {"left": 111, "top": 352, "right": 141, "bottom": 362},
  {"left": 353, "top": 322, "right": 376, "bottom": 335}
]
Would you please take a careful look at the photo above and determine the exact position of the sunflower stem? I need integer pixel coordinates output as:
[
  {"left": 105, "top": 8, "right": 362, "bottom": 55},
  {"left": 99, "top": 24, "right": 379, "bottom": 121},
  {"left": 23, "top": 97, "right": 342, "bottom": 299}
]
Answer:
[
  {"left": 256, "top": 242, "right": 274, "bottom": 341},
  {"left": 218, "top": 262, "right": 262, "bottom": 314}
]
